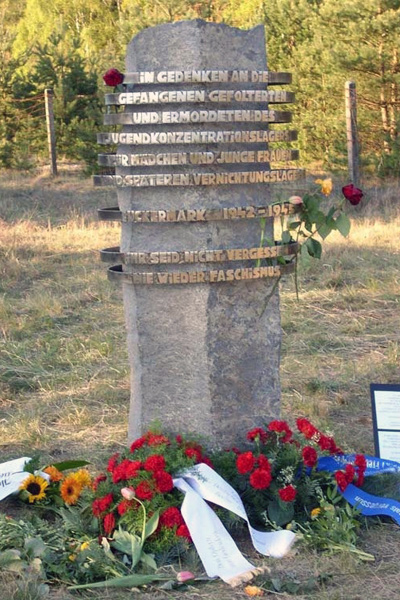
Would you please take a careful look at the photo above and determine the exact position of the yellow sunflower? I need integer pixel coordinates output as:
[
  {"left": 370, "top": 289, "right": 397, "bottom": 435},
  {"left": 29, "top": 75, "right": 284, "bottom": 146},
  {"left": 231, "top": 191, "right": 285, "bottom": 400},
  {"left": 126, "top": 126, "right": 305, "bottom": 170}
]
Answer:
[
  {"left": 43, "top": 465, "right": 64, "bottom": 482},
  {"left": 60, "top": 475, "right": 82, "bottom": 505},
  {"left": 71, "top": 469, "right": 92, "bottom": 489},
  {"left": 20, "top": 474, "right": 48, "bottom": 503}
]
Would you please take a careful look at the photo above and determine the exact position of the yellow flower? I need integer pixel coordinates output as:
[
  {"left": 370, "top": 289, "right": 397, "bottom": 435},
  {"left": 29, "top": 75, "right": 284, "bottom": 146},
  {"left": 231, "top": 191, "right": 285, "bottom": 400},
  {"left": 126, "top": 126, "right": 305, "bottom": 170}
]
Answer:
[
  {"left": 245, "top": 585, "right": 264, "bottom": 597},
  {"left": 311, "top": 507, "right": 321, "bottom": 518},
  {"left": 43, "top": 465, "right": 64, "bottom": 482},
  {"left": 20, "top": 474, "right": 48, "bottom": 503},
  {"left": 315, "top": 178, "right": 333, "bottom": 196},
  {"left": 60, "top": 475, "right": 82, "bottom": 505},
  {"left": 80, "top": 542, "right": 90, "bottom": 551},
  {"left": 72, "top": 469, "right": 92, "bottom": 489}
]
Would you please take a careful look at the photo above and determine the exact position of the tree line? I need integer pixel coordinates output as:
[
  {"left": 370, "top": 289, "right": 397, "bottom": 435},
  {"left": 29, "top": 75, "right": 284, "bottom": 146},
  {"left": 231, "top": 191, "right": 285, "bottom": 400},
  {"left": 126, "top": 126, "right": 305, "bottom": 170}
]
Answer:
[{"left": 1, "top": 0, "right": 399, "bottom": 176}]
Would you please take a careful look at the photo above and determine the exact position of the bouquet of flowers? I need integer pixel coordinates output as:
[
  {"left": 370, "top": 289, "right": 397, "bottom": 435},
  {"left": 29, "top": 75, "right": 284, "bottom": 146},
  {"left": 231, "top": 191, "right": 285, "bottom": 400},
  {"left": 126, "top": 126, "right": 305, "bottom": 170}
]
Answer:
[
  {"left": 211, "top": 418, "right": 366, "bottom": 529},
  {"left": 92, "top": 431, "right": 212, "bottom": 553},
  {"left": 19, "top": 459, "right": 92, "bottom": 507}
]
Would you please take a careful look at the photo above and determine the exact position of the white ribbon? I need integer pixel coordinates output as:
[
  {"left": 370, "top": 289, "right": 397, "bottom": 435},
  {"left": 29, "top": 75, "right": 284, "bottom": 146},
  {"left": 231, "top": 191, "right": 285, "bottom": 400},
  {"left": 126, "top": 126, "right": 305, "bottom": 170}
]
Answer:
[
  {"left": 174, "top": 463, "right": 296, "bottom": 585},
  {"left": 0, "top": 457, "right": 32, "bottom": 501}
]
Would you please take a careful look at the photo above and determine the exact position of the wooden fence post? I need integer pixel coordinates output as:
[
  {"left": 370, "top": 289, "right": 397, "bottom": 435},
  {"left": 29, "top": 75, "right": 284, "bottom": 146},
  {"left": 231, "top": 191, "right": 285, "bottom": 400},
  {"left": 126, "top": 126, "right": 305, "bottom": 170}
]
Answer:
[
  {"left": 44, "top": 88, "right": 57, "bottom": 176},
  {"left": 345, "top": 81, "right": 359, "bottom": 186}
]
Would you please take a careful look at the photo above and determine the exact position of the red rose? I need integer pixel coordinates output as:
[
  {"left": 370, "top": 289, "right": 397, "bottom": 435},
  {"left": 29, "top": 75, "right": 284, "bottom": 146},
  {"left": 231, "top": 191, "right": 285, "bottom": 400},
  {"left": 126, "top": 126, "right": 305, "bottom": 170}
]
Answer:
[
  {"left": 268, "top": 420, "right": 292, "bottom": 443},
  {"left": 302, "top": 446, "right": 318, "bottom": 468},
  {"left": 144, "top": 455, "right": 166, "bottom": 472},
  {"left": 278, "top": 484, "right": 297, "bottom": 502},
  {"left": 342, "top": 183, "right": 363, "bottom": 206},
  {"left": 103, "top": 512, "right": 116, "bottom": 535},
  {"left": 160, "top": 507, "right": 184, "bottom": 528},
  {"left": 154, "top": 471, "right": 173, "bottom": 493},
  {"left": 135, "top": 481, "right": 154, "bottom": 500},
  {"left": 249, "top": 468, "right": 272, "bottom": 490},
  {"left": 246, "top": 427, "right": 268, "bottom": 443},
  {"left": 236, "top": 451, "right": 255, "bottom": 474},
  {"left": 103, "top": 68, "right": 124, "bottom": 87},
  {"left": 176, "top": 524, "right": 192, "bottom": 541}
]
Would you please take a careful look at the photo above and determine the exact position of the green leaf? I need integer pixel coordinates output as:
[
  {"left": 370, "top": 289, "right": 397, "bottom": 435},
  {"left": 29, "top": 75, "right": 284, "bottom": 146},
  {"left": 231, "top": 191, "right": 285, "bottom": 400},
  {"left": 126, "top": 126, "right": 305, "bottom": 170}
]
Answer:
[
  {"left": 335, "top": 213, "right": 351, "bottom": 237},
  {"left": 50, "top": 460, "right": 90, "bottom": 471},
  {"left": 281, "top": 230, "right": 292, "bottom": 244},
  {"left": 288, "top": 220, "right": 302, "bottom": 230},
  {"left": 267, "top": 499, "right": 294, "bottom": 526},
  {"left": 306, "top": 238, "right": 322, "bottom": 259},
  {"left": 144, "top": 509, "right": 160, "bottom": 540},
  {"left": 69, "top": 573, "right": 170, "bottom": 590},
  {"left": 140, "top": 551, "right": 158, "bottom": 571},
  {"left": 24, "top": 537, "right": 46, "bottom": 558}
]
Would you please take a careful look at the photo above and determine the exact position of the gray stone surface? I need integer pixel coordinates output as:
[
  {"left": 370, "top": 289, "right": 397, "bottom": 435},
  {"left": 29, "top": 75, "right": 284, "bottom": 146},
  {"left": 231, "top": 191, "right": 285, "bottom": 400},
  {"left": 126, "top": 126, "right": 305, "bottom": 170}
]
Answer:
[{"left": 118, "top": 20, "right": 282, "bottom": 447}]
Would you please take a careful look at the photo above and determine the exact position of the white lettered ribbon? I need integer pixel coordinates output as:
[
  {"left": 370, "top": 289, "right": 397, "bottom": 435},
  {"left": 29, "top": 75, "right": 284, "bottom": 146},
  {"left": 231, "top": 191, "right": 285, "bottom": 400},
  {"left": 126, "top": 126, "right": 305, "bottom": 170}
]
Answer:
[
  {"left": 0, "top": 457, "right": 32, "bottom": 501},
  {"left": 173, "top": 463, "right": 296, "bottom": 586}
]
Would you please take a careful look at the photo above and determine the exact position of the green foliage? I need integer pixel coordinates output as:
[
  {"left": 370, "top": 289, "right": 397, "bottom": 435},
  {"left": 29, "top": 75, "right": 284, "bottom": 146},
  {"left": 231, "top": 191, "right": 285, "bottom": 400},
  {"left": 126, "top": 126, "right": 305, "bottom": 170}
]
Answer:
[{"left": 2, "top": 0, "right": 400, "bottom": 171}]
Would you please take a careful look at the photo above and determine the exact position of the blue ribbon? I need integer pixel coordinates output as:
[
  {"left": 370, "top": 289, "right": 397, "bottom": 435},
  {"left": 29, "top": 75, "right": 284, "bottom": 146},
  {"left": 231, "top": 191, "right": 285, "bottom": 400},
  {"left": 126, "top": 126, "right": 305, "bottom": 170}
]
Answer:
[{"left": 317, "top": 454, "right": 400, "bottom": 525}]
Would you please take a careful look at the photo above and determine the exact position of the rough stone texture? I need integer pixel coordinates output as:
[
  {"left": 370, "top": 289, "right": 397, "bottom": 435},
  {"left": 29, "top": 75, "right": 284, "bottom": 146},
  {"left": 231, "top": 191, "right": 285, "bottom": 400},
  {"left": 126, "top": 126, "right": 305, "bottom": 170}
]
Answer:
[{"left": 118, "top": 20, "right": 282, "bottom": 447}]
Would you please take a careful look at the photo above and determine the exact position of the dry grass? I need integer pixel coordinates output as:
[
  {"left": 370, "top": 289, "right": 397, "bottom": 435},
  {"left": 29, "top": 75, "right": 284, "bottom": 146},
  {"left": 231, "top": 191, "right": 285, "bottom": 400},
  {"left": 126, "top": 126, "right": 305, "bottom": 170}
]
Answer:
[{"left": 1, "top": 170, "right": 400, "bottom": 599}]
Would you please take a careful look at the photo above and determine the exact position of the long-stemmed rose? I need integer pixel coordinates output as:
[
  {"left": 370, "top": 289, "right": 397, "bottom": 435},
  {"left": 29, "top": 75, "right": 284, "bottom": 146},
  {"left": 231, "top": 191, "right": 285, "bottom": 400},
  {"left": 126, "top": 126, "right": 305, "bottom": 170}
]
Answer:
[
  {"left": 342, "top": 183, "right": 363, "bottom": 205},
  {"left": 103, "top": 68, "right": 125, "bottom": 87}
]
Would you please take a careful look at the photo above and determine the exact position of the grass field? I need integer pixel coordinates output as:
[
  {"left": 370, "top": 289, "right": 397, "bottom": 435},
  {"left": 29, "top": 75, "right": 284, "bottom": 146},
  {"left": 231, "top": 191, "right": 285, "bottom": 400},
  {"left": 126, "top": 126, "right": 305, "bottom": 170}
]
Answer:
[{"left": 0, "top": 170, "right": 400, "bottom": 599}]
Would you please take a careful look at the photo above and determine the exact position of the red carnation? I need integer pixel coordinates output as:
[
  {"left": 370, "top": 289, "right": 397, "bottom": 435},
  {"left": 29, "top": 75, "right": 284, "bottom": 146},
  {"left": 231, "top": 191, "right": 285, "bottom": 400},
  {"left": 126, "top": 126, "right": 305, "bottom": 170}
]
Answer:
[
  {"left": 176, "top": 524, "right": 192, "bottom": 541},
  {"left": 93, "top": 474, "right": 107, "bottom": 491},
  {"left": 107, "top": 453, "right": 120, "bottom": 472},
  {"left": 257, "top": 454, "right": 271, "bottom": 471},
  {"left": 135, "top": 481, "right": 154, "bottom": 500},
  {"left": 356, "top": 471, "right": 365, "bottom": 487},
  {"left": 278, "top": 484, "right": 297, "bottom": 502},
  {"left": 130, "top": 437, "right": 146, "bottom": 453},
  {"left": 342, "top": 183, "right": 363, "bottom": 206},
  {"left": 246, "top": 427, "right": 268, "bottom": 443},
  {"left": 154, "top": 471, "right": 174, "bottom": 493},
  {"left": 103, "top": 512, "right": 116, "bottom": 535},
  {"left": 176, "top": 435, "right": 183, "bottom": 444},
  {"left": 355, "top": 454, "right": 367, "bottom": 470},
  {"left": 144, "top": 455, "right": 166, "bottom": 472},
  {"left": 268, "top": 420, "right": 292, "bottom": 443},
  {"left": 249, "top": 468, "right": 272, "bottom": 490},
  {"left": 117, "top": 500, "right": 133, "bottom": 516},
  {"left": 146, "top": 433, "right": 170, "bottom": 446},
  {"left": 93, "top": 492, "right": 113, "bottom": 516},
  {"left": 335, "top": 470, "right": 349, "bottom": 492},
  {"left": 103, "top": 68, "right": 124, "bottom": 87},
  {"left": 296, "top": 418, "right": 318, "bottom": 440},
  {"left": 302, "top": 446, "right": 318, "bottom": 468},
  {"left": 236, "top": 451, "right": 255, "bottom": 474},
  {"left": 345, "top": 464, "right": 356, "bottom": 483},
  {"left": 185, "top": 447, "right": 202, "bottom": 462},
  {"left": 160, "top": 507, "right": 184, "bottom": 528},
  {"left": 125, "top": 460, "right": 142, "bottom": 478}
]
